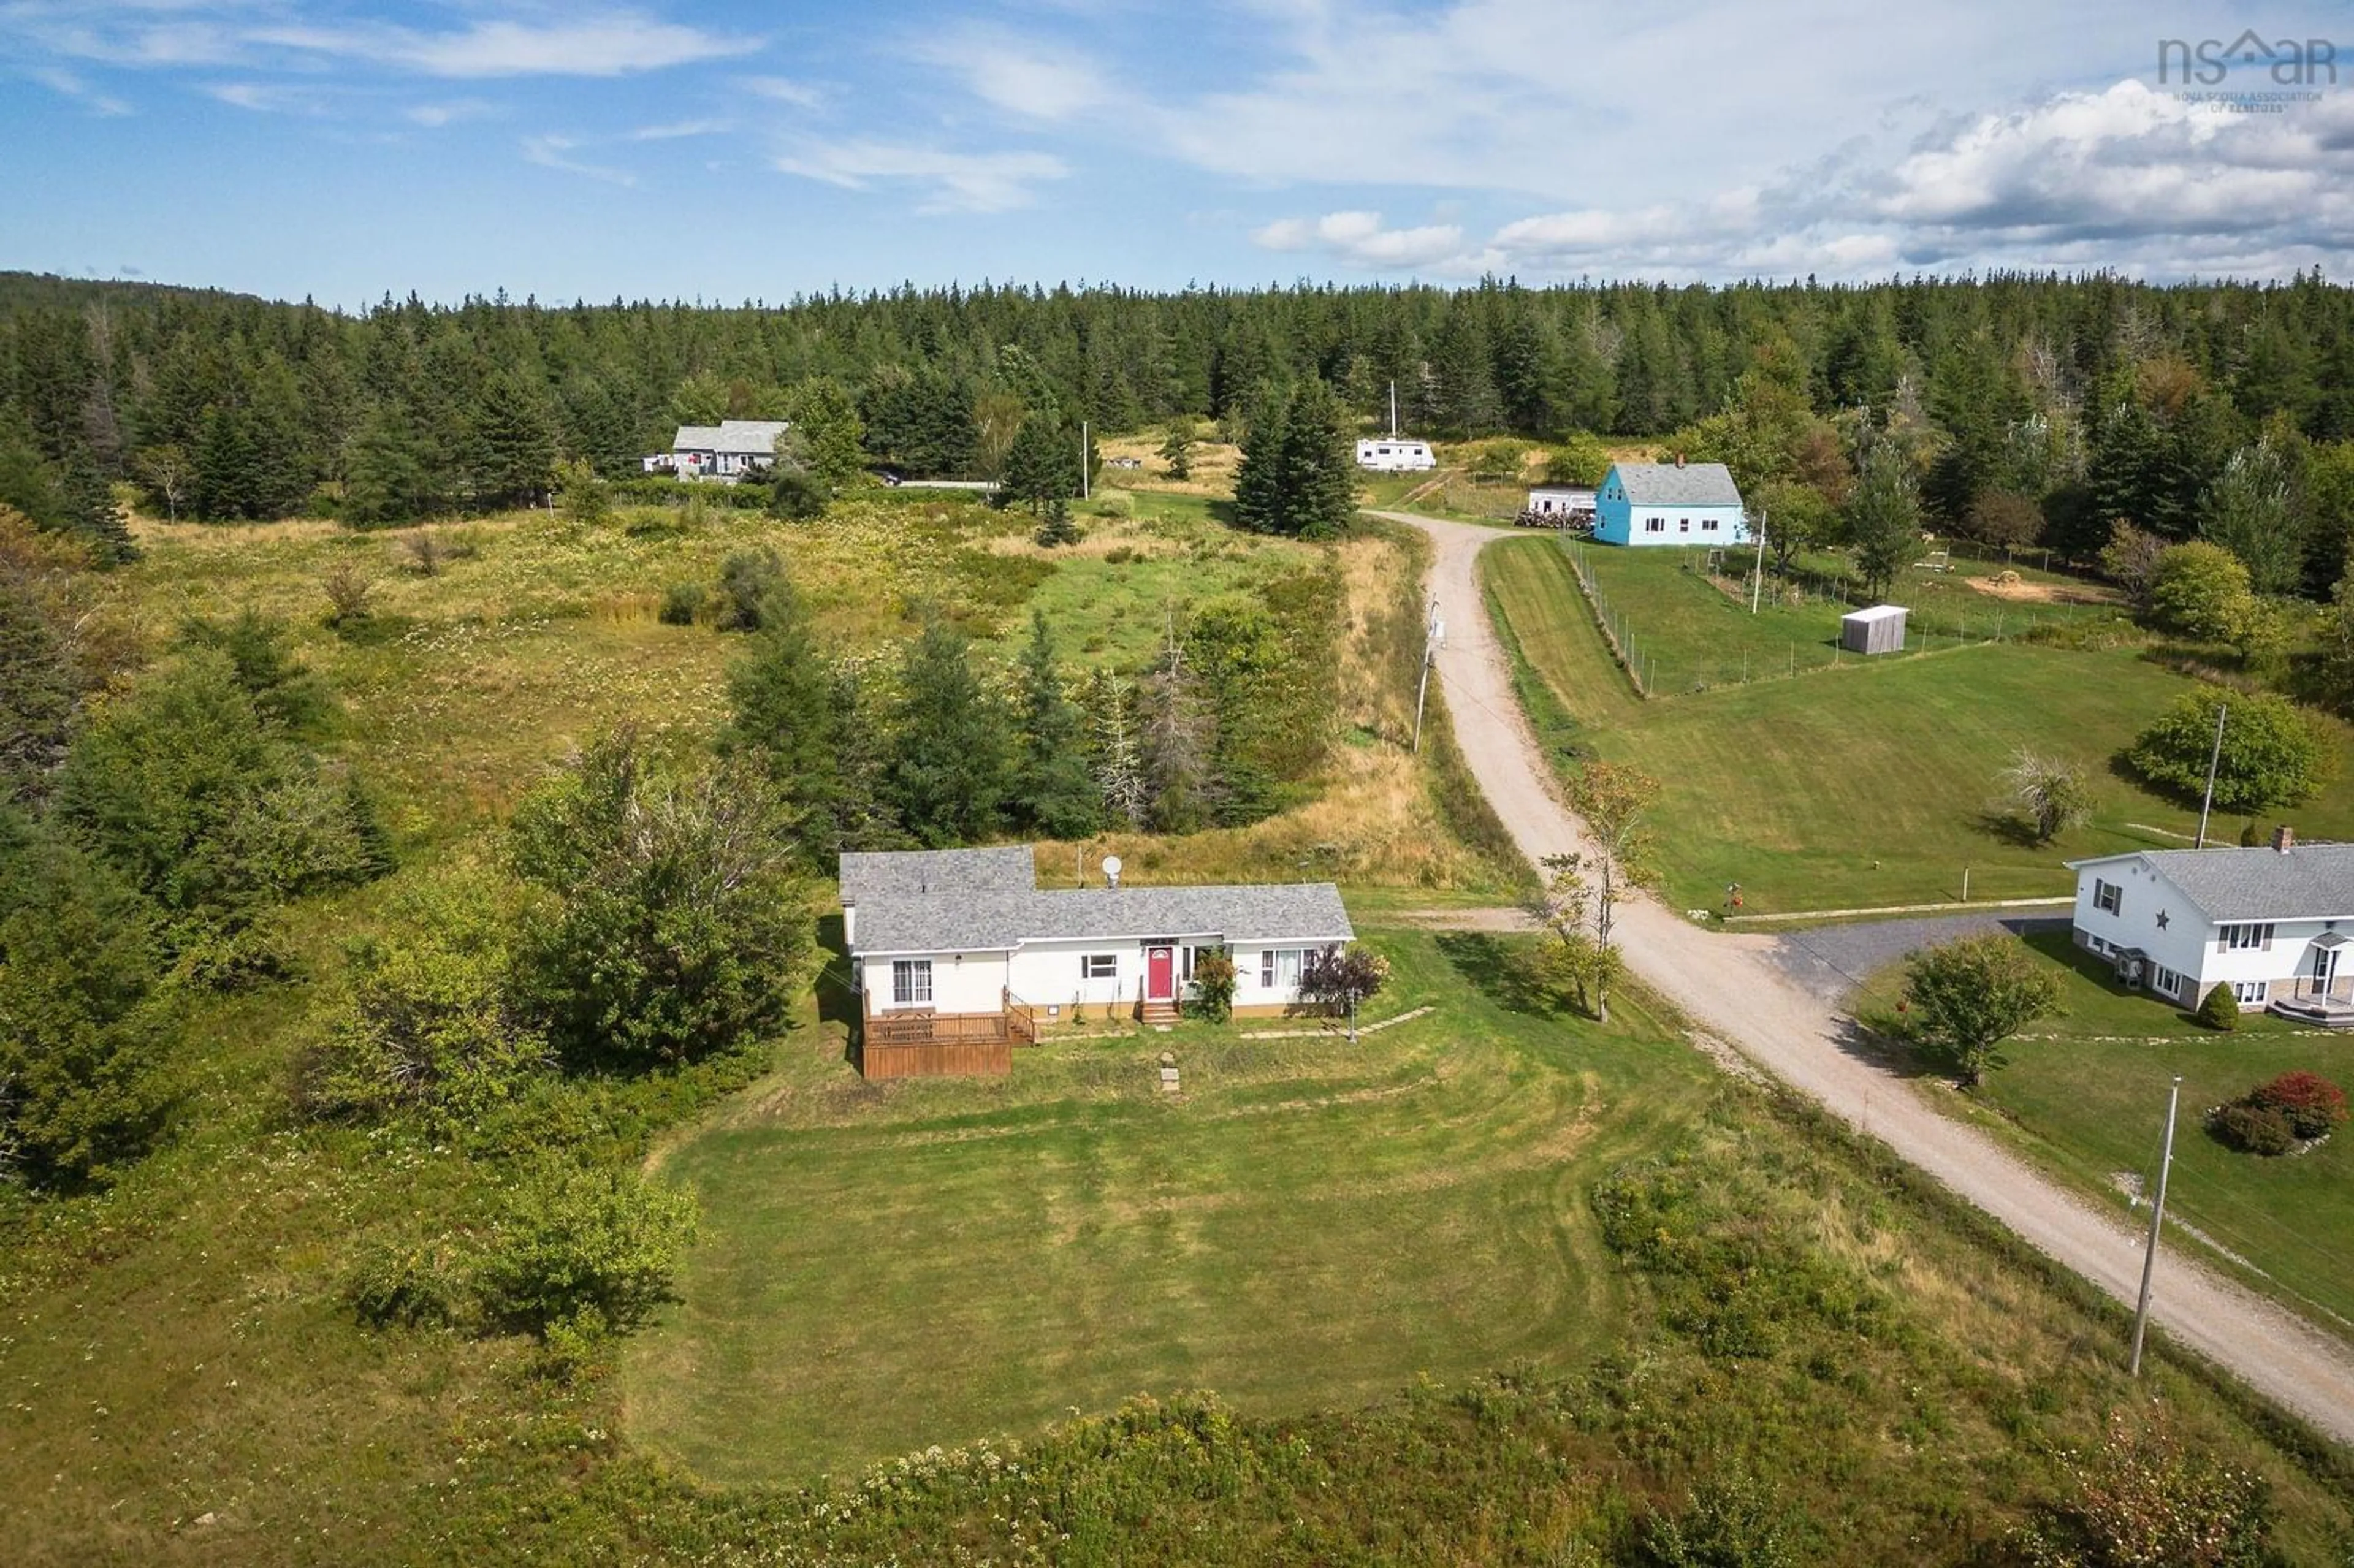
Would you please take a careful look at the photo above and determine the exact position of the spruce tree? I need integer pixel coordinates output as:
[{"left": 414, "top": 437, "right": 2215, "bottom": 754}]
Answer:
[
  {"left": 1035, "top": 495, "right": 1080, "bottom": 547},
  {"left": 1279, "top": 378, "right": 1357, "bottom": 539},
  {"left": 59, "top": 454, "right": 135, "bottom": 563},
  {"left": 0, "top": 579, "right": 75, "bottom": 800},
  {"left": 1011, "top": 611, "right": 1100, "bottom": 837},
  {"left": 1159, "top": 417, "right": 1195, "bottom": 479},
  {"left": 720, "top": 574, "right": 845, "bottom": 862},
  {"left": 345, "top": 402, "right": 438, "bottom": 528},
  {"left": 1232, "top": 391, "right": 1289, "bottom": 535},
  {"left": 468, "top": 370, "right": 557, "bottom": 510},
  {"left": 1002, "top": 414, "right": 1075, "bottom": 512},
  {"left": 887, "top": 622, "right": 1007, "bottom": 846}
]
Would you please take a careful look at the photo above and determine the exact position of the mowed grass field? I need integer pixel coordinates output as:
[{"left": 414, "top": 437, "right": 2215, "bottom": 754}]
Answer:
[
  {"left": 1482, "top": 537, "right": 2354, "bottom": 915},
  {"left": 620, "top": 926, "right": 1718, "bottom": 1480},
  {"left": 1856, "top": 930, "right": 2354, "bottom": 1334}
]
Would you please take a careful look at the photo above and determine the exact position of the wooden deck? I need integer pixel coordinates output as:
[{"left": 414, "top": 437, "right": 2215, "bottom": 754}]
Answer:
[{"left": 859, "top": 991, "right": 1037, "bottom": 1078}]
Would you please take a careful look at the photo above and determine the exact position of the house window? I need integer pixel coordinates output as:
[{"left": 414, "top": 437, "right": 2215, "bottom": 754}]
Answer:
[
  {"left": 1080, "top": 954, "right": 1118, "bottom": 981},
  {"left": 2150, "top": 965, "right": 2182, "bottom": 999},
  {"left": 1702, "top": 519, "right": 1719, "bottom": 531},
  {"left": 2093, "top": 879, "right": 2121, "bottom": 916},
  {"left": 2219, "top": 923, "right": 2276, "bottom": 951},
  {"left": 1259, "top": 948, "right": 1304, "bottom": 989},
  {"left": 1679, "top": 517, "right": 1691, "bottom": 533},
  {"left": 1645, "top": 517, "right": 1666, "bottom": 533},
  {"left": 2234, "top": 980, "right": 2269, "bottom": 1005},
  {"left": 891, "top": 959, "right": 932, "bottom": 1007}
]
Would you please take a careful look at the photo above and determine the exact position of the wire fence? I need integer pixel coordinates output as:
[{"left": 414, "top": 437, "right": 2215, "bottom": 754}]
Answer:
[{"left": 1561, "top": 542, "right": 2117, "bottom": 700}]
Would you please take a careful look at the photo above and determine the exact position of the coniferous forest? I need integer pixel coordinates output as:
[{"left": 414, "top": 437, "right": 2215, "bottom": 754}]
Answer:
[{"left": 7, "top": 267, "right": 2354, "bottom": 595}]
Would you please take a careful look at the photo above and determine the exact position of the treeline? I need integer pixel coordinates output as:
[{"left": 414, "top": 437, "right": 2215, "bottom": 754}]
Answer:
[
  {"left": 7, "top": 268, "right": 2354, "bottom": 541},
  {"left": 717, "top": 552, "right": 1341, "bottom": 858}
]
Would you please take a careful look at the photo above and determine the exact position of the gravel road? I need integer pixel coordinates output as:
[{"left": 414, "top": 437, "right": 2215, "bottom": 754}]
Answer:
[{"left": 1377, "top": 508, "right": 2354, "bottom": 1447}]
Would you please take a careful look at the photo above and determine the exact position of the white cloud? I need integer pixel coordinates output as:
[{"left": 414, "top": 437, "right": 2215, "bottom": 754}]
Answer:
[
  {"left": 523, "top": 133, "right": 637, "bottom": 187},
  {"left": 406, "top": 99, "right": 495, "bottom": 129},
  {"left": 774, "top": 141, "right": 1070, "bottom": 213},
  {"left": 249, "top": 12, "right": 739, "bottom": 79},
  {"left": 630, "top": 116, "right": 729, "bottom": 141},
  {"left": 206, "top": 78, "right": 331, "bottom": 115},
  {"left": 912, "top": 27, "right": 1110, "bottom": 122},
  {"left": 1254, "top": 210, "right": 1475, "bottom": 270},
  {"left": 30, "top": 65, "right": 131, "bottom": 116},
  {"left": 741, "top": 75, "right": 829, "bottom": 110}
]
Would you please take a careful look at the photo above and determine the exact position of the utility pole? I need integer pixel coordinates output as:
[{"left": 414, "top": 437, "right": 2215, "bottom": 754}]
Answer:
[
  {"left": 1388, "top": 381, "right": 1398, "bottom": 439},
  {"left": 2130, "top": 1076, "right": 2183, "bottom": 1379},
  {"left": 1412, "top": 602, "right": 1444, "bottom": 753},
  {"left": 2194, "top": 704, "right": 2229, "bottom": 849},
  {"left": 1750, "top": 506, "right": 1767, "bottom": 614},
  {"left": 1080, "top": 419, "right": 1090, "bottom": 501}
]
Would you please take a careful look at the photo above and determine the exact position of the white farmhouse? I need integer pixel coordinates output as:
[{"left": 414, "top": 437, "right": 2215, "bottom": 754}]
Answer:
[
  {"left": 1355, "top": 437, "right": 1436, "bottom": 472},
  {"left": 840, "top": 846, "right": 1355, "bottom": 1074},
  {"left": 646, "top": 419, "right": 791, "bottom": 479},
  {"left": 2065, "top": 831, "right": 2354, "bottom": 1025}
]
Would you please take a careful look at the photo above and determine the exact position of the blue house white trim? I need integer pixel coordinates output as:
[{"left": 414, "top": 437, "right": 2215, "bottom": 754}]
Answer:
[{"left": 1594, "top": 460, "right": 1748, "bottom": 547}]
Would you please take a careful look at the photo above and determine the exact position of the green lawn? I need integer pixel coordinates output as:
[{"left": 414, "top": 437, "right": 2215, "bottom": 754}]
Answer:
[
  {"left": 1857, "top": 931, "right": 2354, "bottom": 1334},
  {"left": 1567, "top": 539, "right": 2105, "bottom": 698},
  {"left": 620, "top": 924, "right": 1718, "bottom": 1480},
  {"left": 1482, "top": 537, "right": 2354, "bottom": 915}
]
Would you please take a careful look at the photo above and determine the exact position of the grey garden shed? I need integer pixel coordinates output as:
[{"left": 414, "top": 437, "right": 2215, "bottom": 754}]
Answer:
[{"left": 1841, "top": 604, "right": 1908, "bottom": 655}]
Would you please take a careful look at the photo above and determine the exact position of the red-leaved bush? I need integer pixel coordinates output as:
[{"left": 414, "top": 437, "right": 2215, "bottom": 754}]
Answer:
[{"left": 2255, "top": 1071, "right": 2350, "bottom": 1141}]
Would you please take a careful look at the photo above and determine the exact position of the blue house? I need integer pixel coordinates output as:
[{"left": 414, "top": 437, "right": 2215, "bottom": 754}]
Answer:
[{"left": 1593, "top": 460, "right": 1748, "bottom": 546}]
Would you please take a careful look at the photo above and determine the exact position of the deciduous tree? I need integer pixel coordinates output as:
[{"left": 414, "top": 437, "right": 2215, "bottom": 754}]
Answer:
[{"left": 1904, "top": 934, "right": 2062, "bottom": 1087}]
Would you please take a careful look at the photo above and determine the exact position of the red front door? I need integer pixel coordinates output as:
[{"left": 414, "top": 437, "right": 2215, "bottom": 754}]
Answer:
[{"left": 1147, "top": 945, "right": 1175, "bottom": 1001}]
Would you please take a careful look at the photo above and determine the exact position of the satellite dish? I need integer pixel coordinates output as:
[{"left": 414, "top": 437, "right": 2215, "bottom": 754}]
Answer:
[{"left": 1101, "top": 854, "right": 1122, "bottom": 888}]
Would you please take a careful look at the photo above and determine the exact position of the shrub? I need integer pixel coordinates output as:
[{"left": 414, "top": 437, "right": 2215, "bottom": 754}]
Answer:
[
  {"left": 766, "top": 469, "right": 829, "bottom": 521},
  {"left": 2195, "top": 983, "right": 2240, "bottom": 1032},
  {"left": 1645, "top": 1472, "right": 1800, "bottom": 1568},
  {"left": 342, "top": 1236, "right": 467, "bottom": 1329},
  {"left": 2125, "top": 685, "right": 2331, "bottom": 816},
  {"left": 474, "top": 1162, "right": 697, "bottom": 1336},
  {"left": 2253, "top": 1070, "right": 2348, "bottom": 1140},
  {"left": 1192, "top": 948, "right": 1236, "bottom": 1022},
  {"left": 658, "top": 582, "right": 704, "bottom": 626},
  {"left": 1104, "top": 544, "right": 1138, "bottom": 565},
  {"left": 1903, "top": 935, "right": 2063, "bottom": 1086},
  {"left": 321, "top": 561, "right": 372, "bottom": 625},
  {"left": 2147, "top": 541, "right": 2255, "bottom": 642},
  {"left": 509, "top": 733, "right": 816, "bottom": 1067},
  {"left": 714, "top": 549, "right": 782, "bottom": 631},
  {"left": 2209, "top": 1100, "right": 2295, "bottom": 1156},
  {"left": 2020, "top": 1410, "right": 2275, "bottom": 1566}
]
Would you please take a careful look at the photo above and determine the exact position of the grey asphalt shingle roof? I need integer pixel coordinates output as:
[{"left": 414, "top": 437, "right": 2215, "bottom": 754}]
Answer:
[
  {"left": 839, "top": 846, "right": 1037, "bottom": 907},
  {"left": 2145, "top": 843, "right": 2354, "bottom": 921},
  {"left": 671, "top": 419, "right": 790, "bottom": 456},
  {"left": 2074, "top": 843, "right": 2354, "bottom": 922},
  {"left": 1609, "top": 461, "right": 1743, "bottom": 506},
  {"left": 851, "top": 883, "right": 1355, "bottom": 956}
]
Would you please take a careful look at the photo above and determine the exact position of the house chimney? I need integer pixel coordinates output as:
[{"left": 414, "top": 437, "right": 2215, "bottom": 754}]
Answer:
[{"left": 2274, "top": 824, "right": 2295, "bottom": 854}]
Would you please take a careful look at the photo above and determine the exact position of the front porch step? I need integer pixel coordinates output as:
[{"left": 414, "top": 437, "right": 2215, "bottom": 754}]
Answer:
[{"left": 2271, "top": 998, "right": 2354, "bottom": 1029}]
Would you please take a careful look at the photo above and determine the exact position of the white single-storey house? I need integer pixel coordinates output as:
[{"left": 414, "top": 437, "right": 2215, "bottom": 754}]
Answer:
[
  {"left": 1355, "top": 437, "right": 1436, "bottom": 472},
  {"left": 2065, "top": 831, "right": 2354, "bottom": 1026},
  {"left": 840, "top": 846, "right": 1356, "bottom": 1040},
  {"left": 644, "top": 420, "right": 791, "bottom": 479},
  {"left": 1525, "top": 485, "right": 1596, "bottom": 519},
  {"left": 1593, "top": 459, "right": 1748, "bottom": 546}
]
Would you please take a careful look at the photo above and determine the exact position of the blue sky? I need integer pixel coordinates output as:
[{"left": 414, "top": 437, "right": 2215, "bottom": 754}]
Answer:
[{"left": 2, "top": 1, "right": 2351, "bottom": 306}]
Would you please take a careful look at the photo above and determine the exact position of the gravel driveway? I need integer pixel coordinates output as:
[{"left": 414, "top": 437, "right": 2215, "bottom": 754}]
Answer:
[
  {"left": 1770, "top": 914, "right": 2073, "bottom": 1005},
  {"left": 1379, "top": 508, "right": 2354, "bottom": 1448}
]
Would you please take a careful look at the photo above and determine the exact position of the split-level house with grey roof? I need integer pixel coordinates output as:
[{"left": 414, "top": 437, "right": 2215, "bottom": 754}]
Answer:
[
  {"left": 839, "top": 846, "right": 1355, "bottom": 1071},
  {"left": 1593, "top": 458, "right": 1748, "bottom": 546},
  {"left": 2065, "top": 830, "right": 2354, "bottom": 1026},
  {"left": 644, "top": 419, "right": 791, "bottom": 479}
]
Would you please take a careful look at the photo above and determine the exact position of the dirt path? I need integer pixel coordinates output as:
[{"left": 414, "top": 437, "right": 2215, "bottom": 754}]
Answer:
[{"left": 1376, "top": 509, "right": 2354, "bottom": 1447}]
